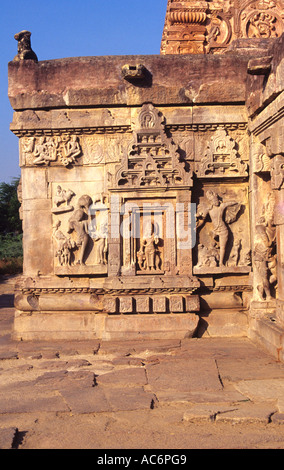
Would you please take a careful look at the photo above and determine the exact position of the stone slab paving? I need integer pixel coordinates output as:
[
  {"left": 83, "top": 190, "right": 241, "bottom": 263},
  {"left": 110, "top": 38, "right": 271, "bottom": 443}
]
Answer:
[{"left": 1, "top": 278, "right": 284, "bottom": 448}]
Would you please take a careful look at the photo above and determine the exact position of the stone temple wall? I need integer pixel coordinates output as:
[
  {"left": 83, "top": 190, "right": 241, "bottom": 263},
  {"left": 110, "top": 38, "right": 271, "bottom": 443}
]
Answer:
[
  {"left": 245, "top": 34, "right": 284, "bottom": 360},
  {"left": 7, "top": 29, "right": 284, "bottom": 360}
]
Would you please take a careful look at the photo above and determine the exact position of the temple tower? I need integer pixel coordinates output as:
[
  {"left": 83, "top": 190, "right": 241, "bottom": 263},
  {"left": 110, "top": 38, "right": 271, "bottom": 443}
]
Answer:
[{"left": 161, "top": 0, "right": 284, "bottom": 54}]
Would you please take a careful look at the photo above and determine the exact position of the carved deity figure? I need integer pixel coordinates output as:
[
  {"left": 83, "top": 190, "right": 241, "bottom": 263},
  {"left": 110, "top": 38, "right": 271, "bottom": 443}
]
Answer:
[
  {"left": 253, "top": 194, "right": 277, "bottom": 300},
  {"left": 52, "top": 221, "right": 76, "bottom": 266},
  {"left": 93, "top": 223, "right": 108, "bottom": 265},
  {"left": 196, "top": 190, "right": 241, "bottom": 266},
  {"left": 22, "top": 137, "right": 35, "bottom": 155},
  {"left": 253, "top": 225, "right": 273, "bottom": 301},
  {"left": 68, "top": 209, "right": 90, "bottom": 265},
  {"left": 60, "top": 136, "right": 81, "bottom": 166},
  {"left": 33, "top": 136, "right": 59, "bottom": 165},
  {"left": 137, "top": 222, "right": 161, "bottom": 271},
  {"left": 33, "top": 137, "right": 48, "bottom": 165},
  {"left": 91, "top": 195, "right": 108, "bottom": 266}
]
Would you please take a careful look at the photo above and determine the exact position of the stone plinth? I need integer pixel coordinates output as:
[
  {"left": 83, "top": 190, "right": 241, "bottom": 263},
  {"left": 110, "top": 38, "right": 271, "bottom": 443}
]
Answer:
[{"left": 13, "top": 311, "right": 199, "bottom": 342}]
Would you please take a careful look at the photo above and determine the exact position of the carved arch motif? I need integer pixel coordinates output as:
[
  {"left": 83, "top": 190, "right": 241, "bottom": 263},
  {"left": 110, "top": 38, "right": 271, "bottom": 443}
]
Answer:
[{"left": 113, "top": 103, "right": 192, "bottom": 189}]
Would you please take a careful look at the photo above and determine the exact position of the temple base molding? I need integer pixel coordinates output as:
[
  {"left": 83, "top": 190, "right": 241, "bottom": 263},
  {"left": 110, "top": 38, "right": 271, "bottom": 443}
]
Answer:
[{"left": 13, "top": 311, "right": 199, "bottom": 342}]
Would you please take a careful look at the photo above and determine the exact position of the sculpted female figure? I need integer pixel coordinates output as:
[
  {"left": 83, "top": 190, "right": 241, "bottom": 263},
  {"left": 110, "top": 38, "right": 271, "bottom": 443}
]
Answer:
[
  {"left": 67, "top": 195, "right": 92, "bottom": 265},
  {"left": 196, "top": 190, "right": 241, "bottom": 266}
]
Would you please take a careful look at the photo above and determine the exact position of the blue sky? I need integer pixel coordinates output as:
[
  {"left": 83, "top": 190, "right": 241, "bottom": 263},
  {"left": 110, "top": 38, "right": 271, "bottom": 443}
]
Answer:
[{"left": 0, "top": 0, "right": 167, "bottom": 184}]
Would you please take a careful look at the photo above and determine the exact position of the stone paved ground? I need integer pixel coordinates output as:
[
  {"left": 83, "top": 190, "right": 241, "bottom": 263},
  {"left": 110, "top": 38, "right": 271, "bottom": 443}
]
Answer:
[{"left": 1, "top": 275, "right": 284, "bottom": 450}]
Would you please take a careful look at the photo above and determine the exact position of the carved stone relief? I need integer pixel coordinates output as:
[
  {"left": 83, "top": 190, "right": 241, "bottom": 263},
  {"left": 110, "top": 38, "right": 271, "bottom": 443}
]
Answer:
[
  {"left": 52, "top": 221, "right": 76, "bottom": 267},
  {"left": 52, "top": 186, "right": 75, "bottom": 214},
  {"left": 194, "top": 185, "right": 250, "bottom": 273},
  {"left": 161, "top": 0, "right": 284, "bottom": 54},
  {"left": 241, "top": 0, "right": 284, "bottom": 39},
  {"left": 253, "top": 191, "right": 277, "bottom": 301},
  {"left": 88, "top": 193, "right": 108, "bottom": 266},
  {"left": 195, "top": 129, "right": 248, "bottom": 178},
  {"left": 21, "top": 135, "right": 82, "bottom": 167},
  {"left": 136, "top": 218, "right": 162, "bottom": 273},
  {"left": 206, "top": 11, "right": 232, "bottom": 53},
  {"left": 252, "top": 140, "right": 271, "bottom": 174},
  {"left": 82, "top": 135, "right": 104, "bottom": 165},
  {"left": 51, "top": 181, "right": 108, "bottom": 275},
  {"left": 67, "top": 195, "right": 92, "bottom": 266},
  {"left": 271, "top": 154, "right": 284, "bottom": 189},
  {"left": 113, "top": 104, "right": 192, "bottom": 189}
]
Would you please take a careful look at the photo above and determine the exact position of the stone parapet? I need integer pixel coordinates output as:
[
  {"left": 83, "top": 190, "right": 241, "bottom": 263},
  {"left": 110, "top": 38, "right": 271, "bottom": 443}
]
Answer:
[{"left": 8, "top": 54, "right": 256, "bottom": 111}]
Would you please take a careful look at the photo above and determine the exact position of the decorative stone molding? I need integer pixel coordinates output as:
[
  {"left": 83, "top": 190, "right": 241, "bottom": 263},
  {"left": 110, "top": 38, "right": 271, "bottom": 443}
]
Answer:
[
  {"left": 103, "top": 294, "right": 200, "bottom": 315},
  {"left": 20, "top": 287, "right": 200, "bottom": 295},
  {"left": 15, "top": 127, "right": 132, "bottom": 138}
]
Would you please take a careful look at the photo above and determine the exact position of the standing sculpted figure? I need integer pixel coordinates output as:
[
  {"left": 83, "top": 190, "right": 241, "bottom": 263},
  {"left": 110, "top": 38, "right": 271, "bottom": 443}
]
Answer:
[
  {"left": 67, "top": 195, "right": 92, "bottom": 265},
  {"left": 196, "top": 190, "right": 241, "bottom": 266},
  {"left": 91, "top": 195, "right": 108, "bottom": 265},
  {"left": 68, "top": 209, "right": 89, "bottom": 265},
  {"left": 52, "top": 221, "right": 76, "bottom": 266},
  {"left": 137, "top": 222, "right": 160, "bottom": 271}
]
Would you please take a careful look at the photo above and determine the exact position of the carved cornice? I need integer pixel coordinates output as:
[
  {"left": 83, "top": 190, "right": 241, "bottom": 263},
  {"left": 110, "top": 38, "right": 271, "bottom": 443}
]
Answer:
[
  {"left": 12, "top": 126, "right": 132, "bottom": 138},
  {"left": 167, "top": 123, "right": 247, "bottom": 132},
  {"left": 20, "top": 287, "right": 199, "bottom": 295},
  {"left": 13, "top": 123, "right": 248, "bottom": 137}
]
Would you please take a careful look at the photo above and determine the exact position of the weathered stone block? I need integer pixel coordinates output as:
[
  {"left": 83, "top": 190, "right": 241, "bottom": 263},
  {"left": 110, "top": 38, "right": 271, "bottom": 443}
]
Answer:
[
  {"left": 153, "top": 297, "right": 167, "bottom": 313},
  {"left": 135, "top": 296, "right": 150, "bottom": 313},
  {"left": 169, "top": 296, "right": 184, "bottom": 313},
  {"left": 103, "top": 314, "right": 199, "bottom": 340},
  {"left": 103, "top": 296, "right": 118, "bottom": 314},
  {"left": 119, "top": 297, "right": 133, "bottom": 314}
]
